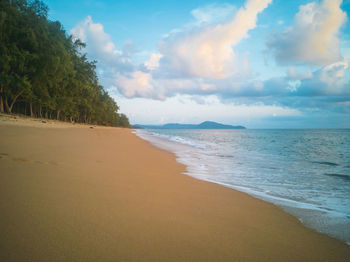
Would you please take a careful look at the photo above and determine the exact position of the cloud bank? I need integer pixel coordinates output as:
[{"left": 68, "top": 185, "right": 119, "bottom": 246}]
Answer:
[
  {"left": 267, "top": 0, "right": 347, "bottom": 66},
  {"left": 71, "top": 16, "right": 131, "bottom": 68},
  {"left": 159, "top": 0, "right": 272, "bottom": 79},
  {"left": 70, "top": 0, "right": 349, "bottom": 117}
]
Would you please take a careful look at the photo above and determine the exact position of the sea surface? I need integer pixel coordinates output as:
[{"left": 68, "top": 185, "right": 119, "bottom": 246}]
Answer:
[{"left": 135, "top": 128, "right": 350, "bottom": 244}]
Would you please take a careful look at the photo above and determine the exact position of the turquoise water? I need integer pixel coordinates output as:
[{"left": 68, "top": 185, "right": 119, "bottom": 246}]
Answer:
[{"left": 135, "top": 129, "right": 350, "bottom": 244}]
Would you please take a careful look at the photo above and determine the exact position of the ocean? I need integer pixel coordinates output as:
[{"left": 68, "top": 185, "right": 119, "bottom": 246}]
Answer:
[{"left": 135, "top": 128, "right": 350, "bottom": 244}]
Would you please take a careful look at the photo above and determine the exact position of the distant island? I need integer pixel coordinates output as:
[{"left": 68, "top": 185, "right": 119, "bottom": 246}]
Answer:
[{"left": 133, "top": 121, "right": 246, "bottom": 129}]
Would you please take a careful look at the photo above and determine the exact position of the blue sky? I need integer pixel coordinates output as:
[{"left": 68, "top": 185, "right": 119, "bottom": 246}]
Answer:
[{"left": 45, "top": 0, "right": 350, "bottom": 128}]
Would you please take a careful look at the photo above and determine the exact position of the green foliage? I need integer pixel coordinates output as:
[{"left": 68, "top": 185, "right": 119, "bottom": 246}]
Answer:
[{"left": 0, "top": 0, "right": 129, "bottom": 127}]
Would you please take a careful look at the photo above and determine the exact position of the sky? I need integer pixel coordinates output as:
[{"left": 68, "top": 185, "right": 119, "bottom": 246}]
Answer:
[{"left": 45, "top": 0, "right": 350, "bottom": 128}]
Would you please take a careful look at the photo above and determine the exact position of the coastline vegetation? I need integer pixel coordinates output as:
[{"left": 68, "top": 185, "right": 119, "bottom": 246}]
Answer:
[{"left": 0, "top": 0, "right": 129, "bottom": 127}]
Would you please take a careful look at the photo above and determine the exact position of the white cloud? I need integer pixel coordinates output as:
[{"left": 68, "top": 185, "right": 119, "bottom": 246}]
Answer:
[
  {"left": 190, "top": 3, "right": 236, "bottom": 26},
  {"left": 69, "top": 2, "right": 349, "bottom": 118},
  {"left": 143, "top": 53, "right": 162, "bottom": 71},
  {"left": 267, "top": 0, "right": 347, "bottom": 66},
  {"left": 259, "top": 60, "right": 349, "bottom": 97},
  {"left": 70, "top": 16, "right": 132, "bottom": 70},
  {"left": 115, "top": 71, "right": 156, "bottom": 98},
  {"left": 297, "top": 59, "right": 349, "bottom": 95},
  {"left": 112, "top": 0, "right": 272, "bottom": 99},
  {"left": 319, "top": 60, "right": 348, "bottom": 83},
  {"left": 159, "top": 0, "right": 272, "bottom": 79}
]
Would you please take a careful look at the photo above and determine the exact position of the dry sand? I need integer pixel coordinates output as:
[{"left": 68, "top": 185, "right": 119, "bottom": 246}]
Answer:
[{"left": 0, "top": 115, "right": 349, "bottom": 261}]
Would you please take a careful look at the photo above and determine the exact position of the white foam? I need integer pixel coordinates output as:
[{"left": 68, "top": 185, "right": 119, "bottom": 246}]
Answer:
[{"left": 134, "top": 129, "right": 350, "bottom": 244}]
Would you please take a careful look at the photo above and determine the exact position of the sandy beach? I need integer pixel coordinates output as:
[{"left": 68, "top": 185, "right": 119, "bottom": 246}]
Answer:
[{"left": 0, "top": 116, "right": 349, "bottom": 261}]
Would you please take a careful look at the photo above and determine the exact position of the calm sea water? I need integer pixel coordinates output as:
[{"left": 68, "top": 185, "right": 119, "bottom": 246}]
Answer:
[{"left": 135, "top": 129, "right": 350, "bottom": 244}]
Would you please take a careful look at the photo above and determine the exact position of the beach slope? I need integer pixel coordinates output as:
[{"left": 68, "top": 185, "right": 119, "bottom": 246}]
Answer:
[{"left": 0, "top": 118, "right": 349, "bottom": 261}]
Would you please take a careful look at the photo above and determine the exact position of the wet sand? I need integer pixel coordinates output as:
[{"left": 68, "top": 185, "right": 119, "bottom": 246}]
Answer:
[{"left": 0, "top": 116, "right": 349, "bottom": 261}]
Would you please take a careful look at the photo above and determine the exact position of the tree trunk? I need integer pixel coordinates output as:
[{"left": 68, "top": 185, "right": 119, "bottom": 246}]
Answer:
[
  {"left": 0, "top": 87, "right": 3, "bottom": 113},
  {"left": 4, "top": 97, "right": 10, "bottom": 113},
  {"left": 57, "top": 110, "right": 61, "bottom": 120},
  {"left": 30, "top": 102, "right": 34, "bottom": 117},
  {"left": 7, "top": 90, "right": 24, "bottom": 114},
  {"left": 45, "top": 111, "right": 48, "bottom": 119},
  {"left": 39, "top": 105, "right": 42, "bottom": 118},
  {"left": 0, "top": 96, "right": 4, "bottom": 113}
]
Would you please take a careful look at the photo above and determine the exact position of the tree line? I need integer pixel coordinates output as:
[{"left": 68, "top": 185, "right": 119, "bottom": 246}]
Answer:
[{"left": 0, "top": 0, "right": 130, "bottom": 127}]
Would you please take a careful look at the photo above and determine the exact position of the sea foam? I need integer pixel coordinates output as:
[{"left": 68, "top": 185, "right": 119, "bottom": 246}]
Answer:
[{"left": 135, "top": 128, "right": 350, "bottom": 244}]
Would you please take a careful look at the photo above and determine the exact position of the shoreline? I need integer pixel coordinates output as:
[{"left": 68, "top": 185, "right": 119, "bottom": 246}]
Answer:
[
  {"left": 135, "top": 128, "right": 350, "bottom": 245},
  {"left": 1, "top": 117, "right": 349, "bottom": 261}
]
